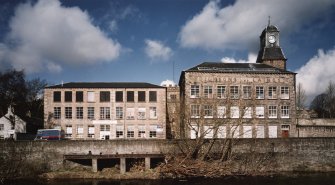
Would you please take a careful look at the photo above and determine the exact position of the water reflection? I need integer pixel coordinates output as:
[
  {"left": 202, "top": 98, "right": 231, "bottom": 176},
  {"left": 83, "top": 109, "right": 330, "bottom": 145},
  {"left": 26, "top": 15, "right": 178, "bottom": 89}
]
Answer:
[{"left": 4, "top": 173, "right": 335, "bottom": 185}]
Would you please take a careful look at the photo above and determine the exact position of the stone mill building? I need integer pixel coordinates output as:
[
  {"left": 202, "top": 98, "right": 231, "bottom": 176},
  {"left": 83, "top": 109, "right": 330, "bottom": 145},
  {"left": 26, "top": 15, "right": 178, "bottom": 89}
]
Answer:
[{"left": 178, "top": 23, "right": 296, "bottom": 139}]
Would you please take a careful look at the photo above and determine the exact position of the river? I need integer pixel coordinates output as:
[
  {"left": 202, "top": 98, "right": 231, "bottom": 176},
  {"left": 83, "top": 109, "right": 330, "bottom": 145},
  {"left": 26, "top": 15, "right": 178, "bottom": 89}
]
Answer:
[{"left": 3, "top": 173, "right": 335, "bottom": 185}]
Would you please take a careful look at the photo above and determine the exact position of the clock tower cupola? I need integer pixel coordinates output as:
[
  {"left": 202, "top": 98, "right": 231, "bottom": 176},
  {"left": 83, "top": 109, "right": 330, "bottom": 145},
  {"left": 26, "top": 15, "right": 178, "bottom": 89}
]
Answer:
[{"left": 256, "top": 19, "right": 287, "bottom": 70}]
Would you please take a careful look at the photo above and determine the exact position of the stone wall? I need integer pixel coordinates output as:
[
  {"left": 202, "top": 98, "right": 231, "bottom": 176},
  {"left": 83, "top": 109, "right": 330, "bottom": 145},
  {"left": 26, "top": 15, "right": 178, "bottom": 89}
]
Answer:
[
  {"left": 1, "top": 138, "right": 335, "bottom": 172},
  {"left": 297, "top": 119, "right": 335, "bottom": 137}
]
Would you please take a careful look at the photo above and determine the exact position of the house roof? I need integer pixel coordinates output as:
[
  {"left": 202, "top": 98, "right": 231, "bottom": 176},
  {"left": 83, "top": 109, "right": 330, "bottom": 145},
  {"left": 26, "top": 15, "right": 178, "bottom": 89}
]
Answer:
[
  {"left": 184, "top": 62, "right": 294, "bottom": 74},
  {"left": 46, "top": 82, "right": 165, "bottom": 89}
]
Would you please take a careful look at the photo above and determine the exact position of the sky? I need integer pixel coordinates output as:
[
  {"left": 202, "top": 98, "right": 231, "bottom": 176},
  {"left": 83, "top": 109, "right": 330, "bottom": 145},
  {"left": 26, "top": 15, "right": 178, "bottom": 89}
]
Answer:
[{"left": 0, "top": 0, "right": 335, "bottom": 104}]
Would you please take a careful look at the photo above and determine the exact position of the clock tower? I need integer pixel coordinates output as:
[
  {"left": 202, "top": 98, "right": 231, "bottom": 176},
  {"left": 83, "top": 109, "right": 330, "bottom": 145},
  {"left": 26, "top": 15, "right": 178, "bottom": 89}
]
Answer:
[{"left": 256, "top": 22, "right": 287, "bottom": 70}]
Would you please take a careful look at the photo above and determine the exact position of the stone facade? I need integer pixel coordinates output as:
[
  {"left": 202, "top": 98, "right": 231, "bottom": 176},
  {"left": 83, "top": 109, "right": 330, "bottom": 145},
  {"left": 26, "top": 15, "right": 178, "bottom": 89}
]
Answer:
[
  {"left": 44, "top": 83, "right": 166, "bottom": 140},
  {"left": 179, "top": 71, "right": 296, "bottom": 139},
  {"left": 165, "top": 86, "right": 180, "bottom": 139}
]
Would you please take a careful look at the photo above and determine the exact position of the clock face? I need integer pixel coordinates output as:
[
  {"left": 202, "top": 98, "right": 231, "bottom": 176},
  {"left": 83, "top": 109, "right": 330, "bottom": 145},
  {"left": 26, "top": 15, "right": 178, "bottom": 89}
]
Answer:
[{"left": 268, "top": 35, "right": 276, "bottom": 43}]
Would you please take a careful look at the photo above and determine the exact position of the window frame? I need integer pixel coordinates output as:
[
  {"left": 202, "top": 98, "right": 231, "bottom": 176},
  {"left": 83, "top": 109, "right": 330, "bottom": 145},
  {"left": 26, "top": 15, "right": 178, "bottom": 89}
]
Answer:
[
  {"left": 203, "top": 85, "right": 213, "bottom": 98},
  {"left": 268, "top": 105, "right": 278, "bottom": 118},
  {"left": 242, "top": 86, "right": 252, "bottom": 99},
  {"left": 149, "top": 91, "right": 157, "bottom": 102},
  {"left": 100, "top": 91, "right": 110, "bottom": 102},
  {"left": 53, "top": 91, "right": 61, "bottom": 102},
  {"left": 65, "top": 91, "right": 72, "bottom": 102},
  {"left": 76, "top": 107, "right": 83, "bottom": 119},
  {"left": 217, "top": 85, "right": 226, "bottom": 99},
  {"left": 256, "top": 86, "right": 264, "bottom": 99},
  {"left": 190, "top": 85, "right": 200, "bottom": 98},
  {"left": 230, "top": 86, "right": 239, "bottom": 99},
  {"left": 268, "top": 86, "right": 277, "bottom": 99},
  {"left": 54, "top": 107, "right": 61, "bottom": 119},
  {"left": 76, "top": 91, "right": 83, "bottom": 102},
  {"left": 280, "top": 87, "right": 290, "bottom": 99}
]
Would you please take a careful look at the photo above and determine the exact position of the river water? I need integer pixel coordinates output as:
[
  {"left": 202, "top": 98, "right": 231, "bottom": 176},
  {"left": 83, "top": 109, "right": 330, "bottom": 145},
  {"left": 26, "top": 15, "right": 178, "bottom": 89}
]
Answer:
[{"left": 3, "top": 173, "right": 335, "bottom": 185}]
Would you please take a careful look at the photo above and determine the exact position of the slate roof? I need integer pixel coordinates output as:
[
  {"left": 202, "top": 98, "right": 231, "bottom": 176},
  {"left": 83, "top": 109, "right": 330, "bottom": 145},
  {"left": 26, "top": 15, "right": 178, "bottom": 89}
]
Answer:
[
  {"left": 184, "top": 62, "right": 294, "bottom": 74},
  {"left": 256, "top": 47, "right": 286, "bottom": 62},
  {"left": 46, "top": 82, "right": 165, "bottom": 89}
]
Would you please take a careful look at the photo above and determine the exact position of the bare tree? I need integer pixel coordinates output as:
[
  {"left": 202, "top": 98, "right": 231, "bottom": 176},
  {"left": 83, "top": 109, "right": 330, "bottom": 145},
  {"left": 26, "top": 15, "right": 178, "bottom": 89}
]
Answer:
[
  {"left": 296, "top": 83, "right": 306, "bottom": 110},
  {"left": 310, "top": 81, "right": 335, "bottom": 118}
]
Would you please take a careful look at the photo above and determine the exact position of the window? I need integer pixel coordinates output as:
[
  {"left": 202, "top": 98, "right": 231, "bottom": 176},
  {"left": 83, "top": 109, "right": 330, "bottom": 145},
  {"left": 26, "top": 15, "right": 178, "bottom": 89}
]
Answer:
[
  {"left": 100, "top": 91, "right": 110, "bottom": 102},
  {"left": 230, "top": 106, "right": 239, "bottom": 118},
  {"left": 137, "top": 108, "right": 146, "bottom": 120},
  {"left": 256, "top": 86, "right": 264, "bottom": 99},
  {"left": 116, "top": 107, "right": 123, "bottom": 119},
  {"left": 149, "top": 107, "right": 157, "bottom": 119},
  {"left": 87, "top": 91, "right": 95, "bottom": 102},
  {"left": 88, "top": 125, "right": 95, "bottom": 138},
  {"left": 76, "top": 91, "right": 83, "bottom": 102},
  {"left": 170, "top": 94, "right": 177, "bottom": 100},
  {"left": 243, "top": 86, "right": 251, "bottom": 99},
  {"left": 0, "top": 124, "right": 4, "bottom": 131},
  {"left": 191, "top": 105, "right": 200, "bottom": 118},
  {"left": 217, "top": 85, "right": 226, "bottom": 98},
  {"left": 281, "top": 105, "right": 290, "bottom": 118},
  {"left": 268, "top": 87, "right": 277, "bottom": 99},
  {"left": 127, "top": 91, "right": 134, "bottom": 102},
  {"left": 268, "top": 105, "right": 277, "bottom": 118},
  {"left": 280, "top": 87, "right": 289, "bottom": 99},
  {"left": 217, "top": 126, "right": 226, "bottom": 138},
  {"left": 190, "top": 85, "right": 200, "bottom": 98},
  {"left": 87, "top": 107, "right": 94, "bottom": 119},
  {"left": 190, "top": 125, "right": 199, "bottom": 139},
  {"left": 127, "top": 126, "right": 135, "bottom": 138},
  {"left": 243, "top": 126, "right": 252, "bottom": 138},
  {"left": 149, "top": 91, "right": 157, "bottom": 102},
  {"left": 53, "top": 91, "right": 61, "bottom": 102},
  {"left": 54, "top": 107, "right": 61, "bottom": 119},
  {"left": 65, "top": 91, "right": 72, "bottom": 102},
  {"left": 204, "top": 126, "right": 214, "bottom": 138},
  {"left": 100, "top": 107, "right": 110, "bottom": 120},
  {"left": 76, "top": 107, "right": 83, "bottom": 119},
  {"left": 115, "top": 91, "right": 123, "bottom": 102},
  {"left": 204, "top": 105, "right": 213, "bottom": 118},
  {"left": 116, "top": 125, "right": 124, "bottom": 138},
  {"left": 138, "top": 91, "right": 146, "bottom": 102},
  {"left": 138, "top": 125, "right": 146, "bottom": 138},
  {"left": 255, "top": 106, "right": 265, "bottom": 118},
  {"left": 256, "top": 126, "right": 265, "bottom": 138},
  {"left": 65, "top": 125, "right": 72, "bottom": 138},
  {"left": 149, "top": 125, "right": 157, "bottom": 138},
  {"left": 126, "top": 108, "right": 135, "bottom": 120},
  {"left": 204, "top": 85, "right": 213, "bottom": 98},
  {"left": 242, "top": 107, "right": 252, "bottom": 118},
  {"left": 76, "top": 125, "right": 83, "bottom": 138},
  {"left": 230, "top": 86, "right": 239, "bottom": 99},
  {"left": 217, "top": 106, "right": 226, "bottom": 118},
  {"left": 269, "top": 126, "right": 278, "bottom": 138},
  {"left": 100, "top": 125, "right": 110, "bottom": 131},
  {"left": 65, "top": 107, "right": 72, "bottom": 119}
]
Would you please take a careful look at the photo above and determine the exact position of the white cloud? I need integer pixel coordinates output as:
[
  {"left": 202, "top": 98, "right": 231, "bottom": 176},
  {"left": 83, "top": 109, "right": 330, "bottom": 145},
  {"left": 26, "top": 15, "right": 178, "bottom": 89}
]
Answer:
[
  {"left": 145, "top": 39, "right": 173, "bottom": 61},
  {"left": 160, "top": 79, "right": 176, "bottom": 87},
  {"left": 221, "top": 53, "right": 257, "bottom": 63},
  {"left": 0, "top": 0, "right": 121, "bottom": 73},
  {"left": 108, "top": 20, "right": 118, "bottom": 33},
  {"left": 296, "top": 48, "right": 335, "bottom": 103},
  {"left": 179, "top": 0, "right": 335, "bottom": 50}
]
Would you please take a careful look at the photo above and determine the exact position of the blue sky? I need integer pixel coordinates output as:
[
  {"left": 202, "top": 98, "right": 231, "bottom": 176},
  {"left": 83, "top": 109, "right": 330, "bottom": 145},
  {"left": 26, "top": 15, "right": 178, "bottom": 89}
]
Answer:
[{"left": 0, "top": 0, "right": 335, "bottom": 102}]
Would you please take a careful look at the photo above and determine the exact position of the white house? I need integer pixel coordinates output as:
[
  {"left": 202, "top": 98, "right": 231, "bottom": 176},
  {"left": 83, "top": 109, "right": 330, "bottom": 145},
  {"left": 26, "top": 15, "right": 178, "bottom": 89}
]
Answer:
[{"left": 0, "top": 106, "right": 26, "bottom": 140}]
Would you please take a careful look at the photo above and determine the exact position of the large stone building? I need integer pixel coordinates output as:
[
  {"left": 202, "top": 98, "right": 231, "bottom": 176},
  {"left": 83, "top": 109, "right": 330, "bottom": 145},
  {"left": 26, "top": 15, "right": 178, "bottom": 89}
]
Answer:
[
  {"left": 179, "top": 24, "right": 296, "bottom": 138},
  {"left": 44, "top": 82, "right": 166, "bottom": 140}
]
